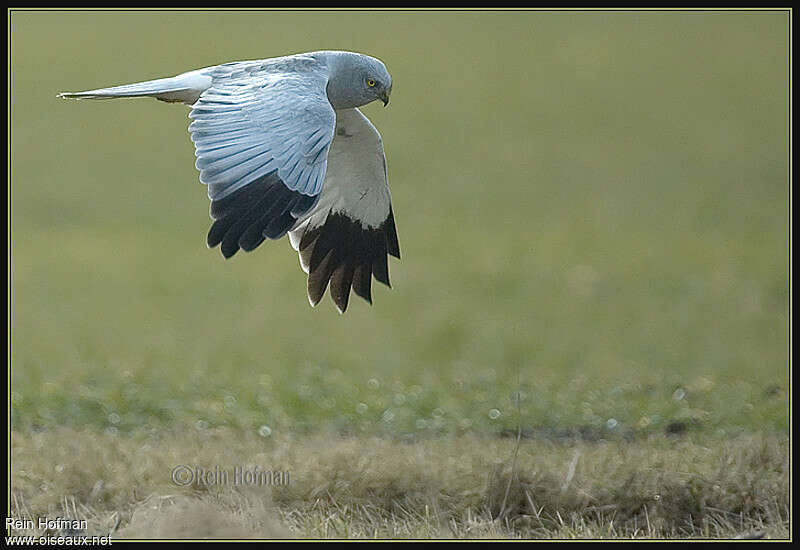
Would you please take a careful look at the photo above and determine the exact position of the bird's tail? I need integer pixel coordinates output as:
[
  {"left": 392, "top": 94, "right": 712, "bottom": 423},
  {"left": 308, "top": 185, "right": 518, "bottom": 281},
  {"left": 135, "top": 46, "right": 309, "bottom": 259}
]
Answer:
[{"left": 57, "top": 69, "right": 212, "bottom": 105}]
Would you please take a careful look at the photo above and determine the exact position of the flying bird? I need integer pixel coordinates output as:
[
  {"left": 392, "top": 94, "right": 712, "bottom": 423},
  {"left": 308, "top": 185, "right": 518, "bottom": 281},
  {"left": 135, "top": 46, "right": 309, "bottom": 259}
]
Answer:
[{"left": 58, "top": 50, "right": 400, "bottom": 313}]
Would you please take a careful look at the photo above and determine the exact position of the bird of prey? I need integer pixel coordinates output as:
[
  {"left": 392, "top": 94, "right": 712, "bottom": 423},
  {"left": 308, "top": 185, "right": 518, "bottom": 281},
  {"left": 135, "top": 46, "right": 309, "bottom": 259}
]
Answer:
[{"left": 58, "top": 50, "right": 400, "bottom": 313}]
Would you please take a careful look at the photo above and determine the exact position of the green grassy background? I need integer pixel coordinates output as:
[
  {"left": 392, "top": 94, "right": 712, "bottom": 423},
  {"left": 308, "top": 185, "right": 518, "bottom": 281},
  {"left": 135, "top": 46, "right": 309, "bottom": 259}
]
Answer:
[{"left": 11, "top": 11, "right": 789, "bottom": 439}]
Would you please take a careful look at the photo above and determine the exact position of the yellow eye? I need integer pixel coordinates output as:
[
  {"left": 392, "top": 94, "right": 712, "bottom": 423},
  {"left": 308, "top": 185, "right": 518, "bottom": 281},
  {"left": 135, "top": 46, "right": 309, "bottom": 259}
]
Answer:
[{"left": 367, "top": 79, "right": 376, "bottom": 87}]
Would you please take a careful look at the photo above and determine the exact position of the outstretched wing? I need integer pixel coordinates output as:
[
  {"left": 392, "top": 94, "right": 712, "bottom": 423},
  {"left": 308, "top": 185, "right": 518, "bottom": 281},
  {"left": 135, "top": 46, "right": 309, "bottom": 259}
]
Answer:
[
  {"left": 190, "top": 63, "right": 336, "bottom": 258},
  {"left": 288, "top": 108, "right": 400, "bottom": 313}
]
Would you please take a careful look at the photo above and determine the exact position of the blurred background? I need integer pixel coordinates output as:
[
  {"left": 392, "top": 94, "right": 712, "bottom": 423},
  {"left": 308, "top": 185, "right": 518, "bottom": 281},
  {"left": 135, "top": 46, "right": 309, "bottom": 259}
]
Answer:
[{"left": 10, "top": 10, "right": 788, "bottom": 439}]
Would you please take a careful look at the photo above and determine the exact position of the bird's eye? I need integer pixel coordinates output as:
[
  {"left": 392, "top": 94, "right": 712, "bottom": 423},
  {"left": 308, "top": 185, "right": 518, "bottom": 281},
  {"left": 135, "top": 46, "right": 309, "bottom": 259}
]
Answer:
[{"left": 367, "top": 79, "right": 376, "bottom": 87}]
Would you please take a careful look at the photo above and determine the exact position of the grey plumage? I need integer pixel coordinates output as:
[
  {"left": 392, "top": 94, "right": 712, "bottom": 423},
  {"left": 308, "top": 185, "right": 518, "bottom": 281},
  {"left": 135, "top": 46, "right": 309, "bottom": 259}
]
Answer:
[{"left": 59, "top": 51, "right": 399, "bottom": 313}]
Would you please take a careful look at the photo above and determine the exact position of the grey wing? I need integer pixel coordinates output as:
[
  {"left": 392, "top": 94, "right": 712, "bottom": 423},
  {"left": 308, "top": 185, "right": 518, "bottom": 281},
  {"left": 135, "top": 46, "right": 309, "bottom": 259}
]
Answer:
[
  {"left": 191, "top": 68, "right": 336, "bottom": 258},
  {"left": 288, "top": 108, "right": 400, "bottom": 313},
  {"left": 57, "top": 69, "right": 213, "bottom": 104}
]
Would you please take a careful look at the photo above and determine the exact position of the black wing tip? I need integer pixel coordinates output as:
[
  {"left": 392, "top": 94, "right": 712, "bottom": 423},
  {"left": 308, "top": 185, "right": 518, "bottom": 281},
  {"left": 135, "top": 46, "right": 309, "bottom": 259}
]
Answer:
[
  {"left": 330, "top": 262, "right": 355, "bottom": 313},
  {"left": 385, "top": 207, "right": 401, "bottom": 259},
  {"left": 206, "top": 172, "right": 316, "bottom": 259},
  {"left": 299, "top": 210, "right": 399, "bottom": 313},
  {"left": 333, "top": 300, "right": 349, "bottom": 314}
]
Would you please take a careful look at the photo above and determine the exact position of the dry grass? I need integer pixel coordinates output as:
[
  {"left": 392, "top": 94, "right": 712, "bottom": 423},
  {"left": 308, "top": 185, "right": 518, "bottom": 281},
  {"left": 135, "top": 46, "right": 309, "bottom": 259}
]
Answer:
[{"left": 9, "top": 429, "right": 789, "bottom": 540}]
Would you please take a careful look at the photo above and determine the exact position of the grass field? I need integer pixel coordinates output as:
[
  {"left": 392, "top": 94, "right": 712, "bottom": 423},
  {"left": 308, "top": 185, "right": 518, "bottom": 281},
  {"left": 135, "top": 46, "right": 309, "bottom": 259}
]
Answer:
[
  {"left": 10, "top": 429, "right": 789, "bottom": 539},
  {"left": 9, "top": 10, "right": 790, "bottom": 539}
]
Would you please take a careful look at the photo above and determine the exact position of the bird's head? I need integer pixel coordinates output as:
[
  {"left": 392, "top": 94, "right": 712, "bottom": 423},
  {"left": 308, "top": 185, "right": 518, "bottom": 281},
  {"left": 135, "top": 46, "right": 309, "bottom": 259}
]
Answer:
[
  {"left": 361, "top": 58, "right": 392, "bottom": 107},
  {"left": 326, "top": 52, "right": 392, "bottom": 109}
]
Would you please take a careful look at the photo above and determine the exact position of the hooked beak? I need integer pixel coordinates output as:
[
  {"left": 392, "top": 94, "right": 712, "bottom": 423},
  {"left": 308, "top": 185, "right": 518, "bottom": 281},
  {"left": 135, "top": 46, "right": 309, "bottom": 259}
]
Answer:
[{"left": 380, "top": 88, "right": 391, "bottom": 107}]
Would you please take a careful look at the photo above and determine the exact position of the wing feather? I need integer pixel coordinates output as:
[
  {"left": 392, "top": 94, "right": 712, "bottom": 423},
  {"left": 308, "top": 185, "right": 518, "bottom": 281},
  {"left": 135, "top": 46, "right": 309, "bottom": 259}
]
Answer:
[
  {"left": 194, "top": 61, "right": 336, "bottom": 258},
  {"left": 289, "top": 108, "right": 399, "bottom": 313}
]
